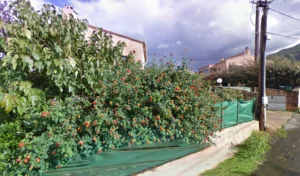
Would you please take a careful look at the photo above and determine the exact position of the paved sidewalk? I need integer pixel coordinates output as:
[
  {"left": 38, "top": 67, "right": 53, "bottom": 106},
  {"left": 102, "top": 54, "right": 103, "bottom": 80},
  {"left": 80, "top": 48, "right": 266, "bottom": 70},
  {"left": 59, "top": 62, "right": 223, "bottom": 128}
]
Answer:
[
  {"left": 254, "top": 114, "right": 300, "bottom": 176},
  {"left": 137, "top": 121, "right": 259, "bottom": 176}
]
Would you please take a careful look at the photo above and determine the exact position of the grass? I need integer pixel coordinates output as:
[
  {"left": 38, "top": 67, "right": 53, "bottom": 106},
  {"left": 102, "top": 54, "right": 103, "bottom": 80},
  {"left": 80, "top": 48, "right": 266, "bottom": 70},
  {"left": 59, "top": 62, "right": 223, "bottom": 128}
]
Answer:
[
  {"left": 275, "top": 127, "right": 287, "bottom": 138},
  {"left": 201, "top": 131, "right": 271, "bottom": 176}
]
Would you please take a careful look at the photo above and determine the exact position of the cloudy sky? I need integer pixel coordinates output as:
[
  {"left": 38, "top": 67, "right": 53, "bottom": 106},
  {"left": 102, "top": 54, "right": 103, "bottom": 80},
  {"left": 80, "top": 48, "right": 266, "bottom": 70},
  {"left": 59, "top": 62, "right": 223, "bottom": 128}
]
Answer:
[{"left": 29, "top": 0, "right": 300, "bottom": 70}]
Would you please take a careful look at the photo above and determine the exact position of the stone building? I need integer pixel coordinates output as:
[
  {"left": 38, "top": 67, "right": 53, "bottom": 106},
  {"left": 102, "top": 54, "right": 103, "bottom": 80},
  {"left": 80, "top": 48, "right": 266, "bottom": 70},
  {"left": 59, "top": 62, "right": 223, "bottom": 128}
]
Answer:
[
  {"left": 199, "top": 47, "right": 254, "bottom": 75},
  {"left": 62, "top": 6, "right": 148, "bottom": 66}
]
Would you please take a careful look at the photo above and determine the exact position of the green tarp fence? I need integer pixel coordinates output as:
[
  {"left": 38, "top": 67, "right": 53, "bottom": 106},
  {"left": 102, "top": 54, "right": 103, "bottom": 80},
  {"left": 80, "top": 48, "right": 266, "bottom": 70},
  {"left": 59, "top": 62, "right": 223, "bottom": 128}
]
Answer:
[
  {"left": 44, "top": 143, "right": 209, "bottom": 176},
  {"left": 45, "top": 99, "right": 255, "bottom": 176},
  {"left": 216, "top": 99, "right": 255, "bottom": 129}
]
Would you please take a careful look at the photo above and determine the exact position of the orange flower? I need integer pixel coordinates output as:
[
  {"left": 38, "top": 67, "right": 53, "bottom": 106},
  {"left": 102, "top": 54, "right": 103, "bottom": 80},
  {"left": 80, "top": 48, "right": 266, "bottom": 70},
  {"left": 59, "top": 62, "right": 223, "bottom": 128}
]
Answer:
[
  {"left": 126, "top": 69, "right": 132, "bottom": 74},
  {"left": 175, "top": 86, "right": 181, "bottom": 92},
  {"left": 41, "top": 111, "right": 50, "bottom": 117},
  {"left": 24, "top": 158, "right": 29, "bottom": 164},
  {"left": 155, "top": 116, "right": 160, "bottom": 121},
  {"left": 78, "top": 140, "right": 84, "bottom": 146},
  {"left": 84, "top": 121, "right": 90, "bottom": 128},
  {"left": 92, "top": 120, "right": 97, "bottom": 126},
  {"left": 36, "top": 157, "right": 40, "bottom": 163},
  {"left": 19, "top": 142, "right": 24, "bottom": 148}
]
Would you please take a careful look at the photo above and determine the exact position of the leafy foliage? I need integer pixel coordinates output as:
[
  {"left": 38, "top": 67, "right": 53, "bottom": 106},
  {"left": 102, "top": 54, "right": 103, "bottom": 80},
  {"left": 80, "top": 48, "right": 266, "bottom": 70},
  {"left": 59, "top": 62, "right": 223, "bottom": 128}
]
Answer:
[
  {"left": 215, "top": 88, "right": 244, "bottom": 102},
  {"left": 212, "top": 57, "right": 300, "bottom": 89}
]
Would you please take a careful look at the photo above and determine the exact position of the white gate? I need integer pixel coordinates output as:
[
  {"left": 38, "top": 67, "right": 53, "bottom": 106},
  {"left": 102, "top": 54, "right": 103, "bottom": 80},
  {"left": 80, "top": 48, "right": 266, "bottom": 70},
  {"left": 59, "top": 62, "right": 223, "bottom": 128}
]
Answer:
[{"left": 267, "top": 96, "right": 286, "bottom": 111}]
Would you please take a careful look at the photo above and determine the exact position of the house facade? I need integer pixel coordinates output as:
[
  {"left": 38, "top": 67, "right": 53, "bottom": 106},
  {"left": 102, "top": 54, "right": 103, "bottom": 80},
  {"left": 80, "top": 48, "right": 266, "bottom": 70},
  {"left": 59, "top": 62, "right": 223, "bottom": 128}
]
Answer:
[
  {"left": 62, "top": 6, "right": 147, "bottom": 66},
  {"left": 199, "top": 47, "right": 254, "bottom": 75}
]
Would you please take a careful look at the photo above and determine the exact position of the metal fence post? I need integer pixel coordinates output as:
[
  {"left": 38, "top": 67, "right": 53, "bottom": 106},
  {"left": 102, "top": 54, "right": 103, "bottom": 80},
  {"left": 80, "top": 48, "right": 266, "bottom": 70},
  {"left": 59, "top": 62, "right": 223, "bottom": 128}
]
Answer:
[
  {"left": 237, "top": 100, "right": 239, "bottom": 124},
  {"left": 221, "top": 101, "right": 223, "bottom": 130}
]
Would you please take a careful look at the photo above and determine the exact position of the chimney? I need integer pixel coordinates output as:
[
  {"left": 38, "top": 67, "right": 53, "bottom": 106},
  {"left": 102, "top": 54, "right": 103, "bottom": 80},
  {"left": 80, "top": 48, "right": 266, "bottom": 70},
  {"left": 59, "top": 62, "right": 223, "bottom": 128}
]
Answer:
[
  {"left": 245, "top": 47, "right": 250, "bottom": 55},
  {"left": 62, "top": 5, "right": 77, "bottom": 20},
  {"left": 221, "top": 57, "right": 225, "bottom": 61}
]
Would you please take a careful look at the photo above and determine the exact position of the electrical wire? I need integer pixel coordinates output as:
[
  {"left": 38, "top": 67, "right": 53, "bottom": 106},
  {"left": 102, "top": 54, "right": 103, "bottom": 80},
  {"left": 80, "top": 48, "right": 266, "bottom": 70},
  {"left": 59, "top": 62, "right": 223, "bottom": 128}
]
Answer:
[
  {"left": 270, "top": 11, "right": 300, "bottom": 31},
  {"left": 250, "top": 2, "right": 255, "bottom": 26},
  {"left": 267, "top": 32, "right": 300, "bottom": 40},
  {"left": 269, "top": 8, "right": 300, "bottom": 23}
]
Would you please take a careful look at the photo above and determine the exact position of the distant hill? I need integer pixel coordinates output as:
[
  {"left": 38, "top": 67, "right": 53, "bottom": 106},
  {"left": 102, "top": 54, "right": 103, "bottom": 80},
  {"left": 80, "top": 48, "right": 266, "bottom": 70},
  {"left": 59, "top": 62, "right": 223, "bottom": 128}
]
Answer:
[{"left": 268, "top": 43, "right": 300, "bottom": 60}]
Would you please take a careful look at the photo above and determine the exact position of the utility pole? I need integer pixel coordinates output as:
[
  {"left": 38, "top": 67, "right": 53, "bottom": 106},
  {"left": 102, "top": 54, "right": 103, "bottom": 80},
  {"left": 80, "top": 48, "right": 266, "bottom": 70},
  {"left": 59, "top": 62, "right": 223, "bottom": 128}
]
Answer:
[
  {"left": 257, "top": 0, "right": 271, "bottom": 130},
  {"left": 254, "top": 1, "right": 261, "bottom": 122},
  {"left": 254, "top": 1, "right": 260, "bottom": 62}
]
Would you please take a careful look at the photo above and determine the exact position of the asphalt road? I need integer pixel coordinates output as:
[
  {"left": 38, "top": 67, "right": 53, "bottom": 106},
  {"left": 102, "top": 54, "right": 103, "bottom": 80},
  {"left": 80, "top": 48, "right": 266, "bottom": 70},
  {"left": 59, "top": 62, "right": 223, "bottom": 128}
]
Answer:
[{"left": 253, "top": 114, "right": 300, "bottom": 176}]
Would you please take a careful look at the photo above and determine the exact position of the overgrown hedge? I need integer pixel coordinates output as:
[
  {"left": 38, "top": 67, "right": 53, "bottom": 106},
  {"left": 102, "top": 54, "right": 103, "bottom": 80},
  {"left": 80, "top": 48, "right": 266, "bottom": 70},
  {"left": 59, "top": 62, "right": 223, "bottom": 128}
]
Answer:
[
  {"left": 211, "top": 57, "right": 300, "bottom": 89},
  {"left": 0, "top": 1, "right": 220, "bottom": 175}
]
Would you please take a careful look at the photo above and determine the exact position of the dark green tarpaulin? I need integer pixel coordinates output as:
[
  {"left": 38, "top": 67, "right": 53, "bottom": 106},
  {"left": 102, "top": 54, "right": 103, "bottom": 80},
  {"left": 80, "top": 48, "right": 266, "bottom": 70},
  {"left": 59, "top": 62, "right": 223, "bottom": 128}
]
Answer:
[
  {"left": 44, "top": 143, "right": 208, "bottom": 176},
  {"left": 222, "top": 101, "right": 238, "bottom": 128},
  {"left": 238, "top": 99, "right": 255, "bottom": 123}
]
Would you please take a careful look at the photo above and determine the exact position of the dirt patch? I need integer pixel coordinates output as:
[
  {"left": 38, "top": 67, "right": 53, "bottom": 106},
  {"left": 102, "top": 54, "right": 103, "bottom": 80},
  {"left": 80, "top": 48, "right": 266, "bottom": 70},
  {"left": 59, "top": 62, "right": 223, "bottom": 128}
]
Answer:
[{"left": 265, "top": 111, "right": 293, "bottom": 131}]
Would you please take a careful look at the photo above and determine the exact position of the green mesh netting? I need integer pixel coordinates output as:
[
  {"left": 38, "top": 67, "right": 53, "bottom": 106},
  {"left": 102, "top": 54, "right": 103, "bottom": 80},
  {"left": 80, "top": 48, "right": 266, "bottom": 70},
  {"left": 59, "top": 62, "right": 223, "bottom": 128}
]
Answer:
[
  {"left": 238, "top": 99, "right": 255, "bottom": 123},
  {"left": 222, "top": 101, "right": 239, "bottom": 128},
  {"left": 44, "top": 142, "right": 208, "bottom": 176},
  {"left": 217, "top": 99, "right": 255, "bottom": 128}
]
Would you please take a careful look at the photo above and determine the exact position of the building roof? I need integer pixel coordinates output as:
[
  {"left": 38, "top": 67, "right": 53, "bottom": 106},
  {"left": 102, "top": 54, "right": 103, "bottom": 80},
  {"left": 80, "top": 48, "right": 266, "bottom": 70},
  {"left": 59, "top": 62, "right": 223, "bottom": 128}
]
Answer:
[
  {"left": 199, "top": 50, "right": 247, "bottom": 71},
  {"left": 88, "top": 25, "right": 148, "bottom": 62}
]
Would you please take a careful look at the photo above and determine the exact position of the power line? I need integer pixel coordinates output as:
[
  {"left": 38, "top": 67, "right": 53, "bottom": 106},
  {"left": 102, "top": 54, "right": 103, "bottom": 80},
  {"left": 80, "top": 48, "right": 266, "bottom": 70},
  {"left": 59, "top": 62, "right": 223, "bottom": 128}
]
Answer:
[
  {"left": 269, "top": 8, "right": 300, "bottom": 23},
  {"left": 270, "top": 11, "right": 300, "bottom": 31},
  {"left": 267, "top": 32, "right": 300, "bottom": 40},
  {"left": 250, "top": 2, "right": 255, "bottom": 26}
]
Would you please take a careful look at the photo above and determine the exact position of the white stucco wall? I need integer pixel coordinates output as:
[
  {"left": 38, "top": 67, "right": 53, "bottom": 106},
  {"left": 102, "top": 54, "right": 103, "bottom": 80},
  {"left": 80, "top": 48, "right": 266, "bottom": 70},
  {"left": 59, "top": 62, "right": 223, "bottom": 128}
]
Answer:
[{"left": 85, "top": 27, "right": 146, "bottom": 65}]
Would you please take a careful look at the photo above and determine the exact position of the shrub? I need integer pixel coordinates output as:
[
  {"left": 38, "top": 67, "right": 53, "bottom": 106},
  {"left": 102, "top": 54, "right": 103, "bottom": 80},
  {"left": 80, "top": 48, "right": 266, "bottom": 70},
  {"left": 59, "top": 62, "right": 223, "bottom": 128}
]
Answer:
[
  {"left": 215, "top": 88, "right": 243, "bottom": 102},
  {"left": 211, "top": 57, "right": 300, "bottom": 89}
]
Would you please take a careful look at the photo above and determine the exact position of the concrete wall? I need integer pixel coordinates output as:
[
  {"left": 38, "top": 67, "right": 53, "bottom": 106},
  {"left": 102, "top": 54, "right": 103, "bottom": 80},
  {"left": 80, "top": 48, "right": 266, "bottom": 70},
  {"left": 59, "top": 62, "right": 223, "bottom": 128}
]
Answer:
[{"left": 211, "top": 61, "right": 227, "bottom": 73}]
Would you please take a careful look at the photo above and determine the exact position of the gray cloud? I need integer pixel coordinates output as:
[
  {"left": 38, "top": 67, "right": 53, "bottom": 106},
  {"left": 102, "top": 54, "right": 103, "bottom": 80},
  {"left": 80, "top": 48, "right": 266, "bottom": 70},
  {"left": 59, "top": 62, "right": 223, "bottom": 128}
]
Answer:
[{"left": 32, "top": 0, "right": 300, "bottom": 70}]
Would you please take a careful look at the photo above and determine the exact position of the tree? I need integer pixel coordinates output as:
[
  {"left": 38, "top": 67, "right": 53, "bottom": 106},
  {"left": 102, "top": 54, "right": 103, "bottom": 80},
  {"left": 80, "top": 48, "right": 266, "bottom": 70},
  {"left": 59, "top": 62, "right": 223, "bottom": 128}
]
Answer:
[
  {"left": 211, "top": 56, "right": 300, "bottom": 89},
  {"left": 0, "top": 0, "right": 126, "bottom": 114}
]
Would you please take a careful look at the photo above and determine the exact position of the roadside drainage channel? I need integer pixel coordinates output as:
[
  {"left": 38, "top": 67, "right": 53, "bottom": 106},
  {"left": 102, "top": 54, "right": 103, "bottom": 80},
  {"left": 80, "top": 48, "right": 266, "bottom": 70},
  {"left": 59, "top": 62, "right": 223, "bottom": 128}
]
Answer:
[
  {"left": 137, "top": 120, "right": 259, "bottom": 176},
  {"left": 253, "top": 114, "right": 300, "bottom": 176}
]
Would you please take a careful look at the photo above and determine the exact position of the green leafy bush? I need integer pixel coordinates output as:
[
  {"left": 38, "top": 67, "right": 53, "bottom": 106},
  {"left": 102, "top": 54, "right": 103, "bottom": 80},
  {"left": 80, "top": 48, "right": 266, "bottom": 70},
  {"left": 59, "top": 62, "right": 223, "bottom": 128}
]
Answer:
[
  {"left": 211, "top": 57, "right": 300, "bottom": 89},
  {"left": 215, "top": 88, "right": 243, "bottom": 102}
]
